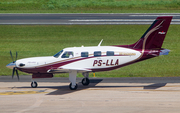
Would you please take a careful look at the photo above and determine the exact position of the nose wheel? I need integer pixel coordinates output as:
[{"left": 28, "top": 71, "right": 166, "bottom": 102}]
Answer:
[{"left": 31, "top": 81, "right": 38, "bottom": 88}]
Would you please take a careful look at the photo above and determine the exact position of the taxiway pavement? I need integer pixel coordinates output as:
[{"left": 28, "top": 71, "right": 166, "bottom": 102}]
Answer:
[
  {"left": 0, "top": 76, "right": 180, "bottom": 113},
  {"left": 0, "top": 13, "right": 180, "bottom": 25}
]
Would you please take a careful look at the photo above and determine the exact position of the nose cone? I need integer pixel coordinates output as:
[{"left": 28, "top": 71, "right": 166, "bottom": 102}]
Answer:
[{"left": 6, "top": 62, "right": 16, "bottom": 69}]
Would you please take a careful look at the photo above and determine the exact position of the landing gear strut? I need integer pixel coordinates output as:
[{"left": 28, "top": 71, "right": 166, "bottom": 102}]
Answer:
[
  {"left": 31, "top": 81, "right": 38, "bottom": 88},
  {"left": 69, "top": 70, "right": 78, "bottom": 90}
]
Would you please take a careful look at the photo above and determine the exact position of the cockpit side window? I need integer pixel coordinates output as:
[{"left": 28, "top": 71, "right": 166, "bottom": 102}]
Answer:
[
  {"left": 61, "top": 51, "right": 74, "bottom": 58},
  {"left": 107, "top": 51, "right": 114, "bottom": 56},
  {"left": 53, "top": 50, "right": 63, "bottom": 58}
]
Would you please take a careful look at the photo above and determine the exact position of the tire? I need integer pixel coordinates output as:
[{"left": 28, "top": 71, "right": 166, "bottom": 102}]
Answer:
[
  {"left": 31, "top": 81, "right": 38, "bottom": 88},
  {"left": 69, "top": 83, "right": 78, "bottom": 90},
  {"left": 82, "top": 78, "right": 90, "bottom": 86}
]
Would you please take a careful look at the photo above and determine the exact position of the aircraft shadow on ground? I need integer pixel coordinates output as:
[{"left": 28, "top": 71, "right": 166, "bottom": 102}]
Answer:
[
  {"left": 143, "top": 83, "right": 167, "bottom": 89},
  {"left": 18, "top": 79, "right": 167, "bottom": 95}
]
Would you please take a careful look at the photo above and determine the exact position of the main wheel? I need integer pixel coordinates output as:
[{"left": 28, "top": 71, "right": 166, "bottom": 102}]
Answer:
[
  {"left": 82, "top": 78, "right": 90, "bottom": 86},
  {"left": 69, "top": 83, "right": 78, "bottom": 90},
  {"left": 31, "top": 81, "right": 38, "bottom": 88}
]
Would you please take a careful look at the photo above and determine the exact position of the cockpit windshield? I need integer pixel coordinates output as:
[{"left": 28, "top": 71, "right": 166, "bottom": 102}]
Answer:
[{"left": 53, "top": 50, "right": 63, "bottom": 58}]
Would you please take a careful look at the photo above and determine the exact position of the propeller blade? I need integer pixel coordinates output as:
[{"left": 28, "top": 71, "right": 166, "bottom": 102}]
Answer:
[
  {"left": 12, "top": 67, "right": 15, "bottom": 79},
  {"left": 10, "top": 51, "right": 14, "bottom": 63},
  {"left": 9, "top": 51, "right": 19, "bottom": 80},
  {"left": 15, "top": 69, "right": 19, "bottom": 80}
]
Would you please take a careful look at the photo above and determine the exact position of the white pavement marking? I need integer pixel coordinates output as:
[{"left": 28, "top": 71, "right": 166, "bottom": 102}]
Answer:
[
  {"left": 69, "top": 19, "right": 180, "bottom": 22},
  {"left": 70, "top": 19, "right": 154, "bottom": 22},
  {"left": 130, "top": 14, "right": 180, "bottom": 17},
  {"left": 68, "top": 19, "right": 180, "bottom": 25}
]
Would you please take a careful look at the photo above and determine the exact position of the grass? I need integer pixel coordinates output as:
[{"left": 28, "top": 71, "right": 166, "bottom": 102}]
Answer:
[
  {"left": 0, "top": 0, "right": 180, "bottom": 13},
  {"left": 0, "top": 25, "right": 180, "bottom": 77}
]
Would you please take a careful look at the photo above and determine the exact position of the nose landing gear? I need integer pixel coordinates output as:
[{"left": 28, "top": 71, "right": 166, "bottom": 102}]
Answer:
[{"left": 31, "top": 81, "right": 38, "bottom": 88}]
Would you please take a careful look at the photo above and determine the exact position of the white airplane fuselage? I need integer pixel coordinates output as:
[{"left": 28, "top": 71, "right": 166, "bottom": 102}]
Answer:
[{"left": 14, "top": 46, "right": 142, "bottom": 74}]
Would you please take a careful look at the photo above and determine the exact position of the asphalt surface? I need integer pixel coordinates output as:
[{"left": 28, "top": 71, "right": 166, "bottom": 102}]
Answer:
[
  {"left": 1, "top": 76, "right": 180, "bottom": 113},
  {"left": 1, "top": 75, "right": 180, "bottom": 83},
  {"left": 0, "top": 13, "right": 180, "bottom": 25}
]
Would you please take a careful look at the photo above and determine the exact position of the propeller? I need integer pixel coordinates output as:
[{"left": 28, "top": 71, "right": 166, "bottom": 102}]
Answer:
[{"left": 10, "top": 51, "right": 19, "bottom": 80}]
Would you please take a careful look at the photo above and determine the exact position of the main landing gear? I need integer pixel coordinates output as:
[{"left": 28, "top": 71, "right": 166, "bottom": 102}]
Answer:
[
  {"left": 69, "top": 83, "right": 78, "bottom": 90},
  {"left": 68, "top": 71, "right": 90, "bottom": 90},
  {"left": 82, "top": 78, "right": 90, "bottom": 86},
  {"left": 82, "top": 72, "right": 90, "bottom": 86},
  {"left": 69, "top": 78, "right": 90, "bottom": 90},
  {"left": 69, "top": 70, "right": 78, "bottom": 90}
]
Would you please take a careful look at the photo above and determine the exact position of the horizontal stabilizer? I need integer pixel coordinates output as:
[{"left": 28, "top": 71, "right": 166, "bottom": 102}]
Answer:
[{"left": 160, "top": 49, "right": 170, "bottom": 55}]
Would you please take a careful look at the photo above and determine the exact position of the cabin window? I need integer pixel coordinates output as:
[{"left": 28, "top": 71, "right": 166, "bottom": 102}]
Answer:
[
  {"left": 107, "top": 51, "right": 114, "bottom": 56},
  {"left": 53, "top": 50, "right": 63, "bottom": 58},
  {"left": 81, "top": 52, "right": 89, "bottom": 57},
  {"left": 61, "top": 51, "right": 74, "bottom": 58},
  {"left": 94, "top": 51, "right": 101, "bottom": 57}
]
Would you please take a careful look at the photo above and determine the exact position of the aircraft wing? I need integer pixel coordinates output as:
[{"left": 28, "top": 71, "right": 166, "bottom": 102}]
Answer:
[{"left": 47, "top": 67, "right": 92, "bottom": 73}]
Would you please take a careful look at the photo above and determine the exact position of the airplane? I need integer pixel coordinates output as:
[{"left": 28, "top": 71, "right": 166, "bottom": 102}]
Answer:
[{"left": 6, "top": 16, "right": 172, "bottom": 90}]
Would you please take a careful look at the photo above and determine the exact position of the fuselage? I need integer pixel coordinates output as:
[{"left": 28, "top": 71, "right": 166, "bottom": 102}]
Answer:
[{"left": 13, "top": 46, "right": 143, "bottom": 74}]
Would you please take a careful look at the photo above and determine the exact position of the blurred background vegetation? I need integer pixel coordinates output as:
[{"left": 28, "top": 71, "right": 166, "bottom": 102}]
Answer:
[{"left": 0, "top": 0, "right": 179, "bottom": 13}]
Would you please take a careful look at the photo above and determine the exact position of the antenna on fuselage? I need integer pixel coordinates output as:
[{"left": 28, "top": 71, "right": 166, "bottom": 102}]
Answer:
[{"left": 98, "top": 39, "right": 103, "bottom": 47}]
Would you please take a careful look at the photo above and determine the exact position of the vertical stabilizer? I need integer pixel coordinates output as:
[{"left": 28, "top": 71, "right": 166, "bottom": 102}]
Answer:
[
  {"left": 132, "top": 16, "right": 172, "bottom": 50},
  {"left": 116, "top": 16, "right": 173, "bottom": 50}
]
